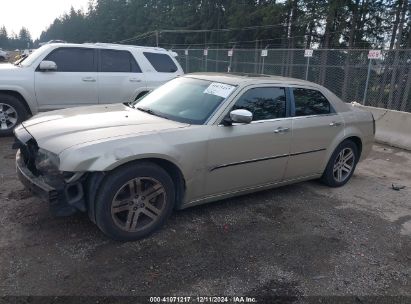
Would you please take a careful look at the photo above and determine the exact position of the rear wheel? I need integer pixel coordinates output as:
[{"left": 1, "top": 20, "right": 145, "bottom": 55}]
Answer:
[
  {"left": 321, "top": 140, "right": 359, "bottom": 187},
  {"left": 0, "top": 94, "right": 28, "bottom": 136},
  {"left": 95, "top": 162, "right": 175, "bottom": 241}
]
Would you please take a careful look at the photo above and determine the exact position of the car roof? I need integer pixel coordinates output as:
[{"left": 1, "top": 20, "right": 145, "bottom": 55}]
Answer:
[
  {"left": 185, "top": 72, "right": 322, "bottom": 88},
  {"left": 43, "top": 42, "right": 170, "bottom": 53}
]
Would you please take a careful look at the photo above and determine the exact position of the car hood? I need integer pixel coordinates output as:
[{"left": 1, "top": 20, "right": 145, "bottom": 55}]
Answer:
[
  {"left": 0, "top": 63, "right": 21, "bottom": 72},
  {"left": 22, "top": 103, "right": 189, "bottom": 154}
]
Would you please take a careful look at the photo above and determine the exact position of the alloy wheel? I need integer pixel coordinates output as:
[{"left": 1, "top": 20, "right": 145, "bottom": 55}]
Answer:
[
  {"left": 0, "top": 103, "right": 18, "bottom": 130},
  {"left": 111, "top": 177, "right": 167, "bottom": 232},
  {"left": 333, "top": 147, "right": 355, "bottom": 182}
]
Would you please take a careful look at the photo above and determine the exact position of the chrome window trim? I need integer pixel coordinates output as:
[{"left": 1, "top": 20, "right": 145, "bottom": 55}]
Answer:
[
  {"left": 291, "top": 113, "right": 340, "bottom": 120},
  {"left": 250, "top": 116, "right": 293, "bottom": 124}
]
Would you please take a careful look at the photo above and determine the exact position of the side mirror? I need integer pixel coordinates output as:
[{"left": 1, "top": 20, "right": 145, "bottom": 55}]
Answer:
[
  {"left": 229, "top": 109, "right": 253, "bottom": 124},
  {"left": 39, "top": 60, "right": 57, "bottom": 71}
]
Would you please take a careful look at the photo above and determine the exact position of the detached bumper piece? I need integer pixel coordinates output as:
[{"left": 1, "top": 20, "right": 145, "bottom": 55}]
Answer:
[{"left": 16, "top": 150, "right": 86, "bottom": 216}]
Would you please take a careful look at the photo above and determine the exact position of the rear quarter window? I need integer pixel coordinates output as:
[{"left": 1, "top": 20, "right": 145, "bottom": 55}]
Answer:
[{"left": 143, "top": 52, "right": 178, "bottom": 73}]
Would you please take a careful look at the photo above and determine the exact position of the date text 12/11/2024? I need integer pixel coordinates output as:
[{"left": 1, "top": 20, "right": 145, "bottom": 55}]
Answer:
[{"left": 149, "top": 296, "right": 257, "bottom": 303}]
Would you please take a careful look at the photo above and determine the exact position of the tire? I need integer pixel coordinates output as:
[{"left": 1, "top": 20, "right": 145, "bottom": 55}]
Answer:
[
  {"left": 321, "top": 140, "right": 359, "bottom": 187},
  {"left": 0, "top": 93, "right": 29, "bottom": 136},
  {"left": 0, "top": 56, "right": 5, "bottom": 62},
  {"left": 95, "top": 162, "right": 175, "bottom": 241}
]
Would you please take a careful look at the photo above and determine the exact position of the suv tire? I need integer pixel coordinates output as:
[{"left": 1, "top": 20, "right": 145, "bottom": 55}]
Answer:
[
  {"left": 321, "top": 139, "right": 359, "bottom": 187},
  {"left": 95, "top": 162, "right": 175, "bottom": 241},
  {"left": 0, "top": 93, "right": 29, "bottom": 136}
]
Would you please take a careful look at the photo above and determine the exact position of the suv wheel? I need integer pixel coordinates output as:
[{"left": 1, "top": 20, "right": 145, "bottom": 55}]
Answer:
[
  {"left": 321, "top": 140, "right": 359, "bottom": 187},
  {"left": 95, "top": 162, "right": 175, "bottom": 241},
  {"left": 0, "top": 94, "right": 29, "bottom": 136}
]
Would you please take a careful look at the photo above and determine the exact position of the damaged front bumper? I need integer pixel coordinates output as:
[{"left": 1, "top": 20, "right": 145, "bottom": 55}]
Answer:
[{"left": 16, "top": 149, "right": 87, "bottom": 216}]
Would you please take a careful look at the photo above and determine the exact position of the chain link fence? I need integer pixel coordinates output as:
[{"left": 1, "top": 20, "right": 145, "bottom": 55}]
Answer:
[{"left": 173, "top": 48, "right": 411, "bottom": 113}]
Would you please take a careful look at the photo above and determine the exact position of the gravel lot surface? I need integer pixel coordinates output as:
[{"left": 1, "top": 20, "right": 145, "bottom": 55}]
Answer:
[{"left": 0, "top": 136, "right": 410, "bottom": 300}]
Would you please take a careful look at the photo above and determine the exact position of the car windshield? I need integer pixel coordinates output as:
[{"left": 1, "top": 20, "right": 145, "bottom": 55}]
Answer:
[
  {"left": 19, "top": 45, "right": 49, "bottom": 67},
  {"left": 134, "top": 77, "right": 237, "bottom": 124}
]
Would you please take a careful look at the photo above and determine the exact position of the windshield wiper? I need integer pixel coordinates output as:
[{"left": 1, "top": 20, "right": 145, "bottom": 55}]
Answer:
[
  {"left": 136, "top": 107, "right": 170, "bottom": 120},
  {"left": 13, "top": 55, "right": 27, "bottom": 66}
]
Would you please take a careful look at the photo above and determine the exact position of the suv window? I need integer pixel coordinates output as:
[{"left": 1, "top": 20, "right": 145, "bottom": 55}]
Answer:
[
  {"left": 293, "top": 88, "right": 333, "bottom": 116},
  {"left": 143, "top": 52, "right": 178, "bottom": 73},
  {"left": 232, "top": 87, "right": 287, "bottom": 121},
  {"left": 100, "top": 49, "right": 141, "bottom": 73},
  {"left": 44, "top": 47, "right": 95, "bottom": 72}
]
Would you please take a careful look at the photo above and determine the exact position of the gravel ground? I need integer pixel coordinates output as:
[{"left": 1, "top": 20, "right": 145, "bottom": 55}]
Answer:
[{"left": 0, "top": 136, "right": 410, "bottom": 301}]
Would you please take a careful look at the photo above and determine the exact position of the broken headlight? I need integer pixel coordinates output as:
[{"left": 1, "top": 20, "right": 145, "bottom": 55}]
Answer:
[{"left": 35, "top": 148, "right": 60, "bottom": 176}]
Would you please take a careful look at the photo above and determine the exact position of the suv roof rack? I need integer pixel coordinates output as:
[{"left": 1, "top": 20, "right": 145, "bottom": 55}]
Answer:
[{"left": 83, "top": 42, "right": 166, "bottom": 51}]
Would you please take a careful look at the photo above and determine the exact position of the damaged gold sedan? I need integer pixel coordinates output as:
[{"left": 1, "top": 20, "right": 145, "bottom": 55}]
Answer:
[{"left": 14, "top": 73, "right": 375, "bottom": 241}]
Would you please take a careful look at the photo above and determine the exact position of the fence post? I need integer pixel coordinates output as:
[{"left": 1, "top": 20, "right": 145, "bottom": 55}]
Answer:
[
  {"left": 254, "top": 40, "right": 259, "bottom": 74},
  {"left": 305, "top": 56, "right": 310, "bottom": 80},
  {"left": 261, "top": 46, "right": 268, "bottom": 74},
  {"left": 185, "top": 47, "right": 190, "bottom": 73},
  {"left": 204, "top": 47, "right": 209, "bottom": 72},
  {"left": 215, "top": 47, "right": 219, "bottom": 72},
  {"left": 228, "top": 46, "right": 235, "bottom": 72},
  {"left": 228, "top": 51, "right": 232, "bottom": 72},
  {"left": 261, "top": 56, "right": 265, "bottom": 74},
  {"left": 363, "top": 58, "right": 372, "bottom": 105}
]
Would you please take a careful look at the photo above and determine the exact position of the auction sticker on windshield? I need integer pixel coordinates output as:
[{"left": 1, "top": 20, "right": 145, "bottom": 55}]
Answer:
[{"left": 204, "top": 82, "right": 236, "bottom": 98}]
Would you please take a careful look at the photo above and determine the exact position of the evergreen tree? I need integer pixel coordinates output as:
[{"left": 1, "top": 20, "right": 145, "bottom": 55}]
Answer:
[
  {"left": 30, "top": 0, "right": 409, "bottom": 50},
  {"left": 18, "top": 27, "right": 32, "bottom": 48},
  {"left": 0, "top": 26, "right": 8, "bottom": 48}
]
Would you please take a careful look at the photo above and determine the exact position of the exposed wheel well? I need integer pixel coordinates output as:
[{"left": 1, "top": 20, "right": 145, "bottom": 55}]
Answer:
[
  {"left": 345, "top": 136, "right": 362, "bottom": 159},
  {"left": 143, "top": 158, "right": 186, "bottom": 208},
  {"left": 86, "top": 158, "right": 186, "bottom": 223},
  {"left": 110, "top": 158, "right": 186, "bottom": 207},
  {"left": 0, "top": 90, "right": 32, "bottom": 116}
]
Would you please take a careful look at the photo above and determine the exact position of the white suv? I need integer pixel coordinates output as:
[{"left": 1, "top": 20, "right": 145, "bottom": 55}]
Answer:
[
  {"left": 0, "top": 48, "right": 9, "bottom": 62},
  {"left": 0, "top": 43, "right": 184, "bottom": 135}
]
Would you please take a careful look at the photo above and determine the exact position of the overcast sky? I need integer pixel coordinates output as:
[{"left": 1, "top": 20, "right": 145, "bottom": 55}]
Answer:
[{"left": 0, "top": 0, "right": 90, "bottom": 40}]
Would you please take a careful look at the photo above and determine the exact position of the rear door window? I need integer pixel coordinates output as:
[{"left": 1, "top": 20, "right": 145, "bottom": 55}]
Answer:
[
  {"left": 100, "top": 49, "right": 141, "bottom": 73},
  {"left": 143, "top": 52, "right": 178, "bottom": 73},
  {"left": 44, "top": 47, "right": 95, "bottom": 72},
  {"left": 293, "top": 88, "right": 334, "bottom": 116}
]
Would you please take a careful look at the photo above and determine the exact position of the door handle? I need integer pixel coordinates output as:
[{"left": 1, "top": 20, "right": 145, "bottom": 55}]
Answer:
[
  {"left": 329, "top": 122, "right": 343, "bottom": 127},
  {"left": 274, "top": 127, "right": 290, "bottom": 134},
  {"left": 129, "top": 78, "right": 142, "bottom": 82},
  {"left": 82, "top": 77, "right": 96, "bottom": 82}
]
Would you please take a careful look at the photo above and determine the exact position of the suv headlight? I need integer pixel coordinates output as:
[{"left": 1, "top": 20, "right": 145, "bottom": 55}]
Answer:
[{"left": 35, "top": 148, "right": 60, "bottom": 175}]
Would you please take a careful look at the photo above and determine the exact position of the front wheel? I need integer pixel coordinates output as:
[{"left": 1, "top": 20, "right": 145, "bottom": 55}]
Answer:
[
  {"left": 321, "top": 140, "right": 359, "bottom": 187},
  {"left": 95, "top": 162, "right": 175, "bottom": 241},
  {"left": 0, "top": 93, "right": 29, "bottom": 136}
]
